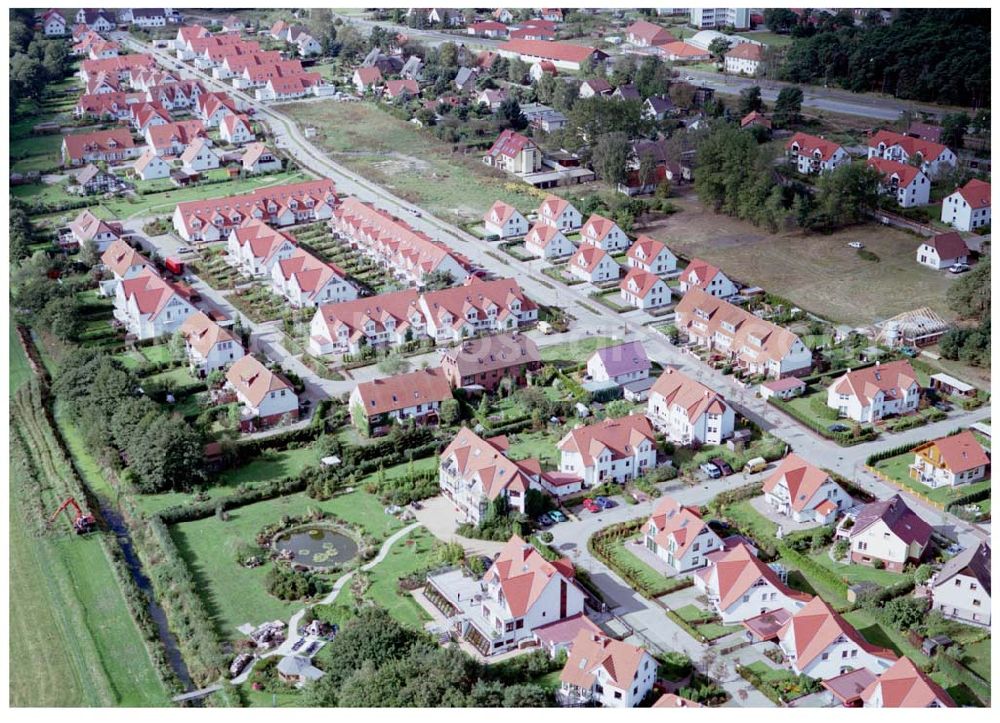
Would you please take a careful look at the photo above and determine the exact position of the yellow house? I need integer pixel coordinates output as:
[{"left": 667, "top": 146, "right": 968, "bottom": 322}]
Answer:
[{"left": 909, "top": 431, "right": 990, "bottom": 489}]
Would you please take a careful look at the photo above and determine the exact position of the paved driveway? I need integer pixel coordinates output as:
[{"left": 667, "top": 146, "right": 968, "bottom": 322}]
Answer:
[{"left": 412, "top": 496, "right": 506, "bottom": 557}]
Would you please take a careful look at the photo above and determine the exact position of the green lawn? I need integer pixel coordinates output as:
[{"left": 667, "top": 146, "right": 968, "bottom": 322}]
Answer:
[
  {"left": 843, "top": 609, "right": 927, "bottom": 665},
  {"left": 539, "top": 336, "right": 616, "bottom": 364},
  {"left": 170, "top": 488, "right": 404, "bottom": 638},
  {"left": 141, "top": 345, "right": 173, "bottom": 364},
  {"left": 674, "top": 604, "right": 711, "bottom": 622},
  {"left": 873, "top": 450, "right": 992, "bottom": 507},
  {"left": 962, "top": 638, "right": 991, "bottom": 682},
  {"left": 504, "top": 430, "right": 562, "bottom": 467},
  {"left": 10, "top": 132, "right": 65, "bottom": 174},
  {"left": 11, "top": 179, "right": 76, "bottom": 206},
  {"left": 331, "top": 526, "right": 435, "bottom": 630},
  {"left": 807, "top": 549, "right": 910, "bottom": 587},
  {"left": 696, "top": 622, "right": 736, "bottom": 640},
  {"left": 278, "top": 101, "right": 543, "bottom": 226},
  {"left": 612, "top": 536, "right": 676, "bottom": 592},
  {"left": 10, "top": 321, "right": 33, "bottom": 396},
  {"left": 143, "top": 366, "right": 200, "bottom": 388}
]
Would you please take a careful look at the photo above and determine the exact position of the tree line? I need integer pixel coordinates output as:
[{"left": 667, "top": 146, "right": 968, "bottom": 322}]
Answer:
[
  {"left": 772, "top": 8, "right": 989, "bottom": 108},
  {"left": 10, "top": 9, "right": 74, "bottom": 115}
]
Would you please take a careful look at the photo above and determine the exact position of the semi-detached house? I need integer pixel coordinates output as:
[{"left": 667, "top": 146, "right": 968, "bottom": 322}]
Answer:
[
  {"left": 114, "top": 269, "right": 198, "bottom": 340},
  {"left": 646, "top": 366, "right": 734, "bottom": 445},
  {"left": 675, "top": 287, "right": 813, "bottom": 379},
  {"left": 438, "top": 427, "right": 545, "bottom": 523},
  {"left": 227, "top": 220, "right": 299, "bottom": 278},
  {"left": 866, "top": 157, "right": 930, "bottom": 208},
  {"left": 179, "top": 311, "right": 244, "bottom": 376},
  {"left": 349, "top": 367, "right": 452, "bottom": 436},
  {"left": 270, "top": 248, "right": 357, "bottom": 309},
  {"left": 557, "top": 415, "right": 656, "bottom": 486},
  {"left": 786, "top": 132, "right": 850, "bottom": 175},
  {"left": 867, "top": 129, "right": 957, "bottom": 179}
]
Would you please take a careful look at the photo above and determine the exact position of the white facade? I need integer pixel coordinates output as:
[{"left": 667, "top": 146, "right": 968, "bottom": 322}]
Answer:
[
  {"left": 569, "top": 249, "right": 620, "bottom": 284},
  {"left": 135, "top": 153, "right": 172, "bottom": 180},
  {"left": 689, "top": 7, "right": 750, "bottom": 29},
  {"left": 186, "top": 337, "right": 244, "bottom": 374},
  {"left": 647, "top": 394, "right": 734, "bottom": 446},
  {"left": 628, "top": 245, "right": 677, "bottom": 275},
  {"left": 181, "top": 142, "right": 220, "bottom": 173},
  {"left": 269, "top": 263, "right": 358, "bottom": 309},
  {"left": 916, "top": 241, "right": 968, "bottom": 270},
  {"left": 221, "top": 117, "right": 254, "bottom": 145},
  {"left": 695, "top": 567, "right": 808, "bottom": 624},
  {"left": 44, "top": 13, "right": 67, "bottom": 36},
  {"left": 538, "top": 199, "right": 582, "bottom": 231},
  {"left": 942, "top": 189, "right": 991, "bottom": 231},
  {"left": 724, "top": 54, "right": 760, "bottom": 75},
  {"left": 524, "top": 226, "right": 576, "bottom": 259},
  {"left": 932, "top": 571, "right": 991, "bottom": 627},
  {"left": 780, "top": 627, "right": 894, "bottom": 679},
  {"left": 227, "top": 231, "right": 297, "bottom": 278},
  {"left": 586, "top": 358, "right": 649, "bottom": 386},
  {"left": 580, "top": 219, "right": 629, "bottom": 252},
  {"left": 850, "top": 518, "right": 919, "bottom": 571},
  {"left": 589, "top": 651, "right": 657, "bottom": 708},
  {"left": 484, "top": 207, "right": 528, "bottom": 239},
  {"left": 764, "top": 476, "right": 849, "bottom": 524},
  {"left": 827, "top": 379, "right": 920, "bottom": 423},
  {"left": 115, "top": 283, "right": 197, "bottom": 340},
  {"left": 620, "top": 275, "right": 671, "bottom": 310},
  {"left": 558, "top": 427, "right": 656, "bottom": 486}
]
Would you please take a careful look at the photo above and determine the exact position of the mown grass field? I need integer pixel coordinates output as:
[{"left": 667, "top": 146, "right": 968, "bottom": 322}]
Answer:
[{"left": 277, "top": 100, "right": 544, "bottom": 224}]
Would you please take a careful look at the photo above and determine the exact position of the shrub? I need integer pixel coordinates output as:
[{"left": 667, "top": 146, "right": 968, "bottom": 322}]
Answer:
[{"left": 265, "top": 564, "right": 321, "bottom": 601}]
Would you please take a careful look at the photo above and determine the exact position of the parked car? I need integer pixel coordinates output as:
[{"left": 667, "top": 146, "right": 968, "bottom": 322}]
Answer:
[
  {"left": 548, "top": 510, "right": 567, "bottom": 523},
  {"left": 828, "top": 423, "right": 849, "bottom": 433},
  {"left": 291, "top": 638, "right": 305, "bottom": 652},
  {"left": 699, "top": 462, "right": 721, "bottom": 479},
  {"left": 304, "top": 641, "right": 319, "bottom": 655},
  {"left": 631, "top": 490, "right": 649, "bottom": 503},
  {"left": 582, "top": 498, "right": 601, "bottom": 513},
  {"left": 933, "top": 401, "right": 953, "bottom": 412},
  {"left": 595, "top": 496, "right": 615, "bottom": 509},
  {"left": 537, "top": 513, "right": 553, "bottom": 526},
  {"left": 743, "top": 457, "right": 767, "bottom": 474},
  {"left": 948, "top": 263, "right": 970, "bottom": 274},
  {"left": 848, "top": 241, "right": 865, "bottom": 249},
  {"left": 409, "top": 500, "right": 422, "bottom": 511},
  {"left": 710, "top": 458, "right": 733, "bottom": 476},
  {"left": 175, "top": 246, "right": 193, "bottom": 255}
]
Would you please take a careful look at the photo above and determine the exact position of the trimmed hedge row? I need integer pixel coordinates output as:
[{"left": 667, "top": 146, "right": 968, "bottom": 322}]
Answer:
[
  {"left": 768, "top": 396, "right": 878, "bottom": 445},
  {"left": 866, "top": 440, "right": 929, "bottom": 466},
  {"left": 935, "top": 652, "right": 991, "bottom": 705}
]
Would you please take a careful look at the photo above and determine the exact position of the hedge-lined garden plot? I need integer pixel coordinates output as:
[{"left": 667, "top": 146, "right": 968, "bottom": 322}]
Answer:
[{"left": 292, "top": 223, "right": 405, "bottom": 295}]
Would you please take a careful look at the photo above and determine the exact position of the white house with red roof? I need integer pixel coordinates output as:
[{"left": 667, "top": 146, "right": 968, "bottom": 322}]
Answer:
[
  {"left": 861, "top": 657, "right": 956, "bottom": 708},
  {"left": 916, "top": 232, "right": 969, "bottom": 270},
  {"left": 42, "top": 9, "right": 67, "bottom": 36},
  {"left": 258, "top": 72, "right": 326, "bottom": 102},
  {"left": 498, "top": 39, "right": 607, "bottom": 71},
  {"left": 196, "top": 91, "right": 241, "bottom": 128},
  {"left": 845, "top": 494, "right": 932, "bottom": 572},
  {"left": 558, "top": 631, "right": 656, "bottom": 707},
  {"left": 695, "top": 543, "right": 811, "bottom": 623},
  {"left": 146, "top": 79, "right": 205, "bottom": 111},
  {"left": 132, "top": 149, "right": 171, "bottom": 180},
  {"left": 75, "top": 91, "right": 145, "bottom": 121},
  {"left": 626, "top": 236, "right": 677, "bottom": 275},
  {"left": 557, "top": 415, "right": 657, "bottom": 486},
  {"left": 99, "top": 237, "right": 155, "bottom": 296},
  {"left": 786, "top": 132, "right": 850, "bottom": 175},
  {"left": 220, "top": 114, "right": 254, "bottom": 145},
  {"left": 115, "top": 269, "right": 197, "bottom": 340},
  {"left": 867, "top": 129, "right": 956, "bottom": 179},
  {"left": 439, "top": 427, "right": 545, "bottom": 523},
  {"left": 647, "top": 366, "right": 734, "bottom": 445},
  {"left": 424, "top": 536, "right": 586, "bottom": 656},
  {"left": 241, "top": 142, "right": 283, "bottom": 174},
  {"left": 332, "top": 197, "right": 470, "bottom": 286},
  {"left": 419, "top": 277, "right": 537, "bottom": 343},
  {"left": 909, "top": 430, "right": 990, "bottom": 489},
  {"left": 468, "top": 20, "right": 509, "bottom": 39},
  {"left": 179, "top": 311, "right": 244, "bottom": 375},
  {"left": 644, "top": 496, "right": 722, "bottom": 573},
  {"left": 225, "top": 355, "right": 298, "bottom": 432},
  {"left": 352, "top": 66, "right": 383, "bottom": 94},
  {"left": 656, "top": 41, "right": 711, "bottom": 62},
  {"left": 173, "top": 179, "right": 337, "bottom": 242},
  {"left": 536, "top": 194, "right": 582, "bottom": 231},
  {"left": 180, "top": 137, "right": 221, "bottom": 174},
  {"left": 626, "top": 19, "right": 675, "bottom": 47},
  {"left": 580, "top": 214, "right": 629, "bottom": 252},
  {"left": 270, "top": 248, "right": 357, "bottom": 308},
  {"left": 483, "top": 129, "right": 543, "bottom": 176},
  {"left": 68, "top": 209, "right": 124, "bottom": 253},
  {"left": 866, "top": 157, "right": 930, "bottom": 208},
  {"left": 677, "top": 258, "right": 737, "bottom": 298},
  {"left": 309, "top": 289, "right": 424, "bottom": 356},
  {"left": 762, "top": 454, "right": 850, "bottom": 524},
  {"left": 778, "top": 597, "right": 897, "bottom": 678},
  {"left": 227, "top": 221, "right": 299, "bottom": 278},
  {"left": 724, "top": 42, "right": 764, "bottom": 75},
  {"left": 384, "top": 78, "right": 420, "bottom": 100},
  {"left": 941, "top": 178, "right": 990, "bottom": 231},
  {"left": 619, "top": 268, "right": 671, "bottom": 310},
  {"left": 130, "top": 101, "right": 171, "bottom": 132},
  {"left": 146, "top": 120, "right": 210, "bottom": 157},
  {"left": 349, "top": 367, "right": 452, "bottom": 435},
  {"left": 675, "top": 288, "right": 812, "bottom": 379},
  {"left": 827, "top": 360, "right": 920, "bottom": 423},
  {"left": 524, "top": 224, "right": 576, "bottom": 259},
  {"left": 483, "top": 200, "right": 528, "bottom": 238},
  {"left": 569, "top": 246, "right": 620, "bottom": 284},
  {"left": 61, "top": 128, "right": 138, "bottom": 166}
]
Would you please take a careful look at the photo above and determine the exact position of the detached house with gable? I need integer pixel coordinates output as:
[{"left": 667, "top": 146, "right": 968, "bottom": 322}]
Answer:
[
  {"left": 115, "top": 269, "right": 197, "bottom": 340},
  {"left": 524, "top": 224, "right": 576, "bottom": 259},
  {"left": 440, "top": 332, "right": 542, "bottom": 392},
  {"left": 68, "top": 209, "right": 124, "bottom": 253},
  {"left": 695, "top": 543, "right": 811, "bottom": 623},
  {"left": 916, "top": 232, "right": 970, "bottom": 270},
  {"left": 861, "top": 657, "right": 956, "bottom": 708},
  {"left": 227, "top": 220, "right": 299, "bottom": 278},
  {"left": 778, "top": 597, "right": 897, "bottom": 678},
  {"left": 557, "top": 415, "right": 657, "bottom": 486},
  {"left": 424, "top": 536, "right": 586, "bottom": 657},
  {"left": 647, "top": 366, "right": 734, "bottom": 445},
  {"left": 843, "top": 494, "right": 932, "bottom": 572},
  {"left": 99, "top": 237, "right": 155, "bottom": 296},
  {"left": 644, "top": 496, "right": 723, "bottom": 573},
  {"left": 569, "top": 246, "right": 620, "bottom": 284},
  {"left": 270, "top": 249, "right": 358, "bottom": 308},
  {"left": 762, "top": 454, "right": 850, "bottom": 525},
  {"left": 866, "top": 157, "right": 930, "bottom": 208},
  {"left": 909, "top": 430, "right": 990, "bottom": 489},
  {"left": 558, "top": 632, "right": 656, "bottom": 708},
  {"left": 483, "top": 129, "right": 543, "bottom": 176},
  {"left": 626, "top": 236, "right": 677, "bottom": 275},
  {"left": 586, "top": 341, "right": 650, "bottom": 386},
  {"left": 678, "top": 258, "right": 737, "bottom": 298},
  {"left": 786, "top": 132, "right": 850, "bottom": 175},
  {"left": 179, "top": 311, "right": 244, "bottom": 376},
  {"left": 826, "top": 360, "right": 921, "bottom": 423},
  {"left": 929, "top": 542, "right": 990, "bottom": 627},
  {"left": 536, "top": 194, "right": 582, "bottom": 231},
  {"left": 225, "top": 355, "right": 299, "bottom": 432},
  {"left": 348, "top": 367, "right": 452, "bottom": 436},
  {"left": 438, "top": 427, "right": 545, "bottom": 523},
  {"left": 620, "top": 268, "right": 671, "bottom": 310},
  {"left": 220, "top": 114, "right": 255, "bottom": 145},
  {"left": 483, "top": 200, "right": 528, "bottom": 239},
  {"left": 941, "top": 178, "right": 991, "bottom": 231},
  {"left": 579, "top": 214, "right": 629, "bottom": 252}
]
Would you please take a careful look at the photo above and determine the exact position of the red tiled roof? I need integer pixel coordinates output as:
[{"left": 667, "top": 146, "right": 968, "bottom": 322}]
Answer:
[
  {"left": 866, "top": 157, "right": 923, "bottom": 187},
  {"left": 861, "top": 657, "right": 955, "bottom": 707},
  {"left": 557, "top": 415, "right": 655, "bottom": 467},
  {"left": 560, "top": 631, "right": 650, "bottom": 690},
  {"left": 180, "top": 311, "right": 238, "bottom": 358},
  {"left": 762, "top": 454, "right": 838, "bottom": 514},
  {"left": 620, "top": 267, "right": 666, "bottom": 299},
  {"left": 925, "top": 231, "right": 969, "bottom": 259},
  {"left": 786, "top": 132, "right": 844, "bottom": 161},
  {"left": 486, "top": 536, "right": 576, "bottom": 618},
  {"left": 486, "top": 128, "right": 538, "bottom": 159},
  {"left": 832, "top": 360, "right": 919, "bottom": 407},
  {"left": 912, "top": 430, "right": 989, "bottom": 475},
  {"left": 726, "top": 42, "right": 764, "bottom": 61},
  {"left": 954, "top": 178, "right": 991, "bottom": 208},
  {"left": 354, "top": 66, "right": 383, "bottom": 86},
  {"left": 499, "top": 39, "right": 605, "bottom": 65},
  {"left": 226, "top": 355, "right": 294, "bottom": 407},
  {"left": 778, "top": 596, "right": 897, "bottom": 670},
  {"left": 62, "top": 128, "right": 135, "bottom": 161},
  {"left": 627, "top": 19, "right": 676, "bottom": 45},
  {"left": 352, "top": 367, "right": 451, "bottom": 417},
  {"left": 869, "top": 129, "right": 951, "bottom": 162}
]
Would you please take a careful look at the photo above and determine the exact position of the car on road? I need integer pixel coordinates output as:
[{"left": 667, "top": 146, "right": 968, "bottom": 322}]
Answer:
[
  {"left": 685, "top": 75, "right": 695, "bottom": 81},
  {"left": 548, "top": 510, "right": 567, "bottom": 523},
  {"left": 710, "top": 458, "right": 733, "bottom": 476},
  {"left": 537, "top": 513, "right": 553, "bottom": 526},
  {"left": 582, "top": 499, "right": 601, "bottom": 513},
  {"left": 595, "top": 496, "right": 615, "bottom": 509},
  {"left": 304, "top": 641, "right": 319, "bottom": 655},
  {"left": 828, "top": 423, "right": 849, "bottom": 433},
  {"left": 176, "top": 246, "right": 193, "bottom": 255},
  {"left": 948, "top": 263, "right": 970, "bottom": 274},
  {"left": 933, "top": 401, "right": 953, "bottom": 412},
  {"left": 409, "top": 208, "right": 422, "bottom": 217},
  {"left": 699, "top": 462, "right": 721, "bottom": 479},
  {"left": 848, "top": 241, "right": 865, "bottom": 249}
]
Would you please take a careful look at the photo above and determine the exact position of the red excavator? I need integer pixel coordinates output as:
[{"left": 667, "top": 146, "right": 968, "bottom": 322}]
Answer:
[{"left": 49, "top": 497, "right": 96, "bottom": 535}]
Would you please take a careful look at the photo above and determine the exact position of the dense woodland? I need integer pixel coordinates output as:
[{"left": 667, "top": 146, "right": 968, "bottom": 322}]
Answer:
[
  {"left": 772, "top": 8, "right": 990, "bottom": 108},
  {"left": 940, "top": 259, "right": 990, "bottom": 368}
]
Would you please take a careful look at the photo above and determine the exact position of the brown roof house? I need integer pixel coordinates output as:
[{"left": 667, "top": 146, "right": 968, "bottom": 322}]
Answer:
[
  {"left": 225, "top": 355, "right": 298, "bottom": 432},
  {"left": 841, "top": 494, "right": 932, "bottom": 572},
  {"left": 440, "top": 332, "right": 541, "bottom": 392},
  {"left": 348, "top": 367, "right": 452, "bottom": 436}
]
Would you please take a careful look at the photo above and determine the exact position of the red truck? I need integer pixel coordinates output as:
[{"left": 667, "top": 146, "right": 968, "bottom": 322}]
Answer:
[{"left": 164, "top": 257, "right": 184, "bottom": 275}]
